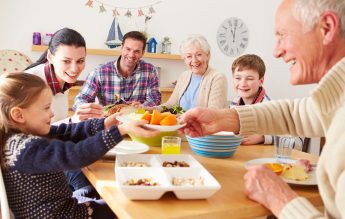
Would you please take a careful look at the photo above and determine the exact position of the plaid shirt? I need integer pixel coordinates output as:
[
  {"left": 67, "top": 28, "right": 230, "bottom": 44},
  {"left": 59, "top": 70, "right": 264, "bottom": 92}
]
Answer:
[
  {"left": 44, "top": 63, "right": 72, "bottom": 95},
  {"left": 74, "top": 57, "right": 161, "bottom": 109}
]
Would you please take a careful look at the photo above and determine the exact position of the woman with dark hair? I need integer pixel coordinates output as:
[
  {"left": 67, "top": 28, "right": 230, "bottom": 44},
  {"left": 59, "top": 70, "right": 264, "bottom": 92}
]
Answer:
[
  {"left": 25, "top": 27, "right": 98, "bottom": 200},
  {"left": 25, "top": 27, "right": 102, "bottom": 123}
]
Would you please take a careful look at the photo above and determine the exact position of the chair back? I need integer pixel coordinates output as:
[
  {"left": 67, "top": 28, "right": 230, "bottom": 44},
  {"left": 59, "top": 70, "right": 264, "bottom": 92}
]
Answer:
[
  {"left": 0, "top": 168, "right": 11, "bottom": 219},
  {"left": 0, "top": 50, "right": 32, "bottom": 75}
]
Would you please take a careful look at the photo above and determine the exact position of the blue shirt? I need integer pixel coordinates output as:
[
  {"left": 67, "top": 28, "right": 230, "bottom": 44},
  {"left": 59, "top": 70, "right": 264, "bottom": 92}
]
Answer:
[{"left": 180, "top": 74, "right": 202, "bottom": 111}]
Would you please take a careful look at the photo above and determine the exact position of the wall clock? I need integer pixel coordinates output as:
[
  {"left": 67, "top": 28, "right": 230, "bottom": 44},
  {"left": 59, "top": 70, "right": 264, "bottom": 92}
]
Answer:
[{"left": 216, "top": 17, "right": 249, "bottom": 57}]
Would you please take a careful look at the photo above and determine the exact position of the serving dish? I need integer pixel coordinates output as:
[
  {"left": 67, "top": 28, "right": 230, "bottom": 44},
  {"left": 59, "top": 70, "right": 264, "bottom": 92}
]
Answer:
[{"left": 115, "top": 154, "right": 221, "bottom": 200}]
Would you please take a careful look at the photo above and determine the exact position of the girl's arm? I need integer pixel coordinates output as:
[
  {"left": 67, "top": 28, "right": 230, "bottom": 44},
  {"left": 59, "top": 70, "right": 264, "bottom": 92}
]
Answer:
[
  {"left": 11, "top": 126, "right": 122, "bottom": 173},
  {"left": 49, "top": 118, "right": 105, "bottom": 142}
]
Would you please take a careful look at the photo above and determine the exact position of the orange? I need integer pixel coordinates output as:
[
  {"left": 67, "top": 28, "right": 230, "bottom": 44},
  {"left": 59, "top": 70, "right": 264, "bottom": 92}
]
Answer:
[
  {"left": 150, "top": 110, "right": 162, "bottom": 125},
  {"left": 161, "top": 112, "right": 172, "bottom": 119},
  {"left": 160, "top": 114, "right": 177, "bottom": 126},
  {"left": 141, "top": 111, "right": 151, "bottom": 123},
  {"left": 265, "top": 163, "right": 284, "bottom": 175}
]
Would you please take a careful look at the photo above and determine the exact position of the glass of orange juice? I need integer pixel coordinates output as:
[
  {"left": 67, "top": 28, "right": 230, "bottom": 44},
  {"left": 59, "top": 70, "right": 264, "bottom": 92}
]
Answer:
[{"left": 161, "top": 136, "right": 181, "bottom": 154}]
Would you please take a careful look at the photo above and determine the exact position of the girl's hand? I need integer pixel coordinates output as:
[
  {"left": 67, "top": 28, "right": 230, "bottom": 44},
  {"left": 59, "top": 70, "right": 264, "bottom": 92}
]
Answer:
[
  {"left": 118, "top": 119, "right": 160, "bottom": 137},
  {"left": 104, "top": 112, "right": 122, "bottom": 129}
]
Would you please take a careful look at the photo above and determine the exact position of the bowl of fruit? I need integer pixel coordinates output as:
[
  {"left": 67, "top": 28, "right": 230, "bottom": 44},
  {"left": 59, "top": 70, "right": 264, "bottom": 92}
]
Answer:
[{"left": 117, "top": 109, "right": 185, "bottom": 146}]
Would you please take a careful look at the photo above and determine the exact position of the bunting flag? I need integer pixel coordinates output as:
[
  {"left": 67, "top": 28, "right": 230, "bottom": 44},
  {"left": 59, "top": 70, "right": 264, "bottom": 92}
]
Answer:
[
  {"left": 84, "top": 0, "right": 162, "bottom": 17},
  {"left": 99, "top": 4, "right": 106, "bottom": 13}
]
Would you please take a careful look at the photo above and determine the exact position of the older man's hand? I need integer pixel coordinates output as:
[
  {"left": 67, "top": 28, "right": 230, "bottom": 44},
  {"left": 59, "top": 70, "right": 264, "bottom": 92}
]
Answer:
[
  {"left": 244, "top": 165, "right": 298, "bottom": 217},
  {"left": 179, "top": 107, "right": 240, "bottom": 137}
]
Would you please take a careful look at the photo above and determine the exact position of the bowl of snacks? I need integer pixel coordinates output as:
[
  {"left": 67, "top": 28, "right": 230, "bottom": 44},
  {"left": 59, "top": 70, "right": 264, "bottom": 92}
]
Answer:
[{"left": 117, "top": 110, "right": 185, "bottom": 146}]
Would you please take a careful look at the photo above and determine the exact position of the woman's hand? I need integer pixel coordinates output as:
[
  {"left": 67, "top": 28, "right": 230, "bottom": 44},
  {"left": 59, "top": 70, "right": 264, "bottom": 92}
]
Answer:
[
  {"left": 73, "top": 103, "right": 103, "bottom": 122},
  {"left": 244, "top": 165, "right": 298, "bottom": 217}
]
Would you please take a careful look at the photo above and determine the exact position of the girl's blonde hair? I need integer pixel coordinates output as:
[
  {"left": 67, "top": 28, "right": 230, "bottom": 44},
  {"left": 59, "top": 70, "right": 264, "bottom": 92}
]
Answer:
[{"left": 0, "top": 72, "right": 47, "bottom": 167}]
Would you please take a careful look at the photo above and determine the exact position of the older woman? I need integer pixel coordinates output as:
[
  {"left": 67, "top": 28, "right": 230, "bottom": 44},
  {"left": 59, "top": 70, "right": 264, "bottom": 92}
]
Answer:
[{"left": 162, "top": 35, "right": 228, "bottom": 111}]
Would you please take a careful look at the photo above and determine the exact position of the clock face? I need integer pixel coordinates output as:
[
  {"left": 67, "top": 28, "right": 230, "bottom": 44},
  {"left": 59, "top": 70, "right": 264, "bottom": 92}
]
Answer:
[{"left": 217, "top": 17, "right": 249, "bottom": 57}]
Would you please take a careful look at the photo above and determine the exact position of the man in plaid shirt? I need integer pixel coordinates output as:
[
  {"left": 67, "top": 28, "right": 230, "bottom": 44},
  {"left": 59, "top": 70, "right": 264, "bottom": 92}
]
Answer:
[{"left": 73, "top": 31, "right": 161, "bottom": 120}]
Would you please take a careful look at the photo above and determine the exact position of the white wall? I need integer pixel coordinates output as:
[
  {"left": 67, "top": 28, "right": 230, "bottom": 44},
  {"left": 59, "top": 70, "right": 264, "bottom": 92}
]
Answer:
[{"left": 0, "top": 0, "right": 316, "bottom": 101}]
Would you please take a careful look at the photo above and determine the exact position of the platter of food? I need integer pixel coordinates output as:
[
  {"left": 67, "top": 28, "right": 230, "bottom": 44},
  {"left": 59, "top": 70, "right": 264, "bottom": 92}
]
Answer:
[
  {"left": 245, "top": 157, "right": 317, "bottom": 185},
  {"left": 115, "top": 154, "right": 221, "bottom": 200},
  {"left": 103, "top": 103, "right": 137, "bottom": 117}
]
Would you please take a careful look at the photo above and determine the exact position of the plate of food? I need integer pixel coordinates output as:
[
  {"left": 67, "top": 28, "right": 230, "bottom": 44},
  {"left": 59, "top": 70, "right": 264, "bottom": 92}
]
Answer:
[
  {"left": 103, "top": 103, "right": 137, "bottom": 117},
  {"left": 116, "top": 110, "right": 186, "bottom": 132},
  {"left": 106, "top": 140, "right": 149, "bottom": 156},
  {"left": 245, "top": 157, "right": 317, "bottom": 185}
]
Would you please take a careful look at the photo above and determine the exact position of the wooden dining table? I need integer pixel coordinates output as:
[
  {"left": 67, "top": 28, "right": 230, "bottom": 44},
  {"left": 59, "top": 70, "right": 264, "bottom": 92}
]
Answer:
[{"left": 82, "top": 141, "right": 323, "bottom": 219}]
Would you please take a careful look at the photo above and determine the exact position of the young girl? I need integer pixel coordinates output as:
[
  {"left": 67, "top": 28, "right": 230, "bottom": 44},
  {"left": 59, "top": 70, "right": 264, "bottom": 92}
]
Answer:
[{"left": 0, "top": 72, "right": 158, "bottom": 218}]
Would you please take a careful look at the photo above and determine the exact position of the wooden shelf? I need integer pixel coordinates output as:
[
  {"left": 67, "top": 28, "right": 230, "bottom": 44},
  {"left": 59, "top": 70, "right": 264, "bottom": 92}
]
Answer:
[{"left": 32, "top": 45, "right": 182, "bottom": 60}]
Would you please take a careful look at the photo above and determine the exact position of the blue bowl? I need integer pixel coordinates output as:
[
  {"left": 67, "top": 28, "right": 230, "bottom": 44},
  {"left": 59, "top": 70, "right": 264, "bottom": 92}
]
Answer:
[
  {"left": 186, "top": 134, "right": 241, "bottom": 158},
  {"left": 190, "top": 148, "right": 236, "bottom": 158}
]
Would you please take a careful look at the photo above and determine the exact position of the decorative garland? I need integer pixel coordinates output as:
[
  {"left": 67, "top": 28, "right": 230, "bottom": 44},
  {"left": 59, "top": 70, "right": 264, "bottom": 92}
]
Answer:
[{"left": 85, "top": 0, "right": 162, "bottom": 17}]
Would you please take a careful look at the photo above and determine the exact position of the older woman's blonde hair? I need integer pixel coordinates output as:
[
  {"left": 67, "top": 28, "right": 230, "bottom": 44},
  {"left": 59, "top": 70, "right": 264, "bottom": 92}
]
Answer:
[{"left": 179, "top": 35, "right": 211, "bottom": 62}]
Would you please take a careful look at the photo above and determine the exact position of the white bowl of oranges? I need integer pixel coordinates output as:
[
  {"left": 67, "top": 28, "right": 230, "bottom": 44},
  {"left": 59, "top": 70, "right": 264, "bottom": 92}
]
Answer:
[{"left": 117, "top": 110, "right": 185, "bottom": 146}]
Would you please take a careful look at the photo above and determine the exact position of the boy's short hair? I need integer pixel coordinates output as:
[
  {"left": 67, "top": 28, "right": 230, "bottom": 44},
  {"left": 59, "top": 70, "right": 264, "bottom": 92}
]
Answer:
[{"left": 231, "top": 54, "right": 266, "bottom": 79}]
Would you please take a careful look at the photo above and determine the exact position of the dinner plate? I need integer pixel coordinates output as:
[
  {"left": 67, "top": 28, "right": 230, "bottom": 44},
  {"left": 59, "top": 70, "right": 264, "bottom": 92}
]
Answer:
[
  {"left": 245, "top": 158, "right": 317, "bottom": 186},
  {"left": 116, "top": 114, "right": 186, "bottom": 132},
  {"left": 106, "top": 140, "right": 149, "bottom": 156}
]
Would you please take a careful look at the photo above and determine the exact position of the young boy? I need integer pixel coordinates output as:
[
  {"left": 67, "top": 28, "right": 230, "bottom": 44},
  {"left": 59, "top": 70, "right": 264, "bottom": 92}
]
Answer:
[{"left": 230, "top": 54, "right": 303, "bottom": 148}]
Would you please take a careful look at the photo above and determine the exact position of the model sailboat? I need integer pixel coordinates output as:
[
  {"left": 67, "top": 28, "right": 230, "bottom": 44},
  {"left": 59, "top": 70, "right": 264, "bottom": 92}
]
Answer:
[{"left": 105, "top": 17, "right": 124, "bottom": 48}]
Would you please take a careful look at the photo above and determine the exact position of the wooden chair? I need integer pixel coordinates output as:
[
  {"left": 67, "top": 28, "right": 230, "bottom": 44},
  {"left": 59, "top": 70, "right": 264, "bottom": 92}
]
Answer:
[
  {"left": 0, "top": 50, "right": 32, "bottom": 75},
  {"left": 302, "top": 137, "right": 326, "bottom": 155},
  {"left": 0, "top": 169, "right": 11, "bottom": 219}
]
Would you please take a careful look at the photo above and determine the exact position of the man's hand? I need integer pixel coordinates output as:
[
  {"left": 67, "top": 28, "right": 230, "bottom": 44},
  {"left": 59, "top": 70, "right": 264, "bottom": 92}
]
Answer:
[
  {"left": 72, "top": 103, "right": 104, "bottom": 122},
  {"left": 244, "top": 165, "right": 298, "bottom": 217},
  {"left": 129, "top": 101, "right": 141, "bottom": 107},
  {"left": 179, "top": 107, "right": 240, "bottom": 137}
]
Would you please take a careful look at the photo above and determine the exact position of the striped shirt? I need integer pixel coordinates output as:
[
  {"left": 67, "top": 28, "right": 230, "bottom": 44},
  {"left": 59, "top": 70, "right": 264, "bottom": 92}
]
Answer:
[{"left": 73, "top": 57, "right": 161, "bottom": 109}]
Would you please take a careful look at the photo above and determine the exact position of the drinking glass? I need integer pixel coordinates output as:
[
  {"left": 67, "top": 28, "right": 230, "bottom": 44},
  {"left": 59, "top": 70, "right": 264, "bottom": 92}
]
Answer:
[
  {"left": 162, "top": 136, "right": 181, "bottom": 154},
  {"left": 274, "top": 136, "right": 294, "bottom": 162}
]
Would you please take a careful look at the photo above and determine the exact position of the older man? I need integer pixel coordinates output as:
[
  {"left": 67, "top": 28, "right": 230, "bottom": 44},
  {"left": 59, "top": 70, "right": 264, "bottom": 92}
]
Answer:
[
  {"left": 73, "top": 31, "right": 161, "bottom": 120},
  {"left": 181, "top": 0, "right": 345, "bottom": 218}
]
